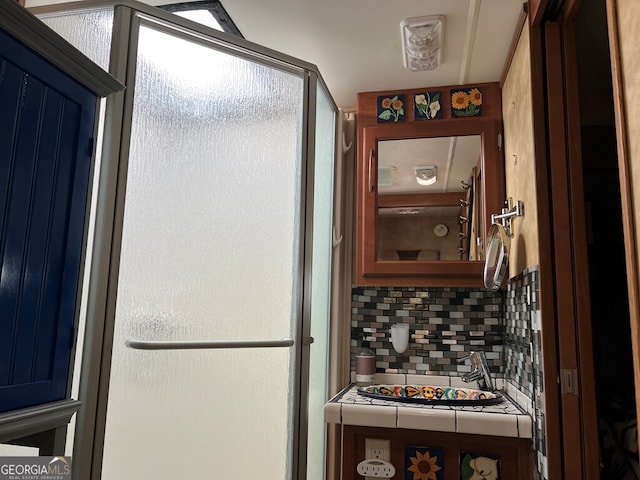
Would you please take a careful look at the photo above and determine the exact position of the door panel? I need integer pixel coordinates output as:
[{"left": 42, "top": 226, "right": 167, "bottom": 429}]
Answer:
[
  {"left": 101, "top": 20, "right": 305, "bottom": 479},
  {"left": 0, "top": 28, "right": 96, "bottom": 412}
]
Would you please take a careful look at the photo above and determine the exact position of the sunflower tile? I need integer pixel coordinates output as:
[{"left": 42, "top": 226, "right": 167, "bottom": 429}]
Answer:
[
  {"left": 406, "top": 445, "right": 445, "bottom": 480},
  {"left": 450, "top": 87, "right": 482, "bottom": 117},
  {"left": 376, "top": 94, "right": 405, "bottom": 123}
]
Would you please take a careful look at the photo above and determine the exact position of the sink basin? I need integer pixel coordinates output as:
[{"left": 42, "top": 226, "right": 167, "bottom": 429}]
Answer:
[{"left": 357, "top": 384, "right": 503, "bottom": 406}]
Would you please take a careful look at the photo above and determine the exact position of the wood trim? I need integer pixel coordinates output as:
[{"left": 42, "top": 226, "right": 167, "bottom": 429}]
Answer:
[
  {"left": 7, "top": 427, "right": 67, "bottom": 456},
  {"left": 529, "top": 0, "right": 549, "bottom": 25},
  {"left": 340, "top": 425, "right": 533, "bottom": 480},
  {"left": 559, "top": 16, "right": 601, "bottom": 478},
  {"left": 354, "top": 116, "right": 503, "bottom": 287},
  {"left": 500, "top": 3, "right": 529, "bottom": 88},
  {"left": 356, "top": 82, "right": 503, "bottom": 129},
  {"left": 378, "top": 192, "right": 464, "bottom": 208},
  {"left": 327, "top": 110, "right": 355, "bottom": 480},
  {"left": 0, "top": 399, "right": 81, "bottom": 444},
  {"left": 544, "top": 21, "right": 584, "bottom": 479},
  {"left": 354, "top": 272, "right": 484, "bottom": 288},
  {"left": 326, "top": 423, "right": 341, "bottom": 480},
  {"left": 0, "top": 1, "right": 123, "bottom": 96},
  {"left": 528, "top": 21, "right": 563, "bottom": 480},
  {"left": 562, "top": 0, "right": 582, "bottom": 21},
  {"left": 607, "top": 0, "right": 640, "bottom": 454}
]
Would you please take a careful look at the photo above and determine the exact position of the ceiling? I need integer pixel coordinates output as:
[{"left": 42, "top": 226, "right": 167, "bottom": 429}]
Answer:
[
  {"left": 81, "top": 0, "right": 525, "bottom": 108},
  {"left": 214, "top": 0, "right": 523, "bottom": 195},
  {"left": 27, "top": 0, "right": 524, "bottom": 108},
  {"left": 217, "top": 0, "right": 524, "bottom": 109},
  {"left": 28, "top": 0, "right": 524, "bottom": 196},
  {"left": 378, "top": 135, "right": 481, "bottom": 194}
]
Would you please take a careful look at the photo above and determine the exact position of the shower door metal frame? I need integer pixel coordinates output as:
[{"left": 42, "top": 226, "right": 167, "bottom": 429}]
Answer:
[{"left": 29, "top": 2, "right": 336, "bottom": 479}]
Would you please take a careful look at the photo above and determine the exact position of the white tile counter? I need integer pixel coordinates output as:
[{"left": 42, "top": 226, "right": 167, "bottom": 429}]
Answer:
[{"left": 325, "top": 375, "right": 532, "bottom": 439}]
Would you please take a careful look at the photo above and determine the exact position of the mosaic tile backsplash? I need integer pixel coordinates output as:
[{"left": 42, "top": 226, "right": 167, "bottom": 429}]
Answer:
[
  {"left": 504, "top": 268, "right": 537, "bottom": 400},
  {"left": 351, "top": 287, "right": 504, "bottom": 376},
  {"left": 505, "top": 266, "right": 546, "bottom": 480},
  {"left": 350, "top": 268, "right": 545, "bottom": 479}
]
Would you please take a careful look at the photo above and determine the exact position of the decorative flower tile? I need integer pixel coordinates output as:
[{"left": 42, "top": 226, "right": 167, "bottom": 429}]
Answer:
[
  {"left": 450, "top": 87, "right": 482, "bottom": 117},
  {"left": 414, "top": 92, "right": 442, "bottom": 120},
  {"left": 377, "top": 94, "right": 405, "bottom": 122},
  {"left": 331, "top": 385, "right": 523, "bottom": 417},
  {"left": 459, "top": 452, "right": 500, "bottom": 480},
  {"left": 406, "top": 445, "right": 444, "bottom": 480},
  {"left": 358, "top": 384, "right": 503, "bottom": 406}
]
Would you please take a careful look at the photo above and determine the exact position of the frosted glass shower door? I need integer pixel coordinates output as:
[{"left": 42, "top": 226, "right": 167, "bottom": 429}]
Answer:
[{"left": 101, "top": 21, "right": 305, "bottom": 480}]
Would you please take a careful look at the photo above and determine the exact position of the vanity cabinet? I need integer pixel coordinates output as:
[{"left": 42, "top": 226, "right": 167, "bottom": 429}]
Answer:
[
  {"left": 341, "top": 425, "right": 532, "bottom": 480},
  {"left": 355, "top": 83, "right": 505, "bottom": 287}
]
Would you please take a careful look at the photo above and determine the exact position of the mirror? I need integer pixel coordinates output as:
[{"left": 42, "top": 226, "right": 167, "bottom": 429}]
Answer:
[
  {"left": 355, "top": 85, "right": 504, "bottom": 286},
  {"left": 376, "top": 135, "right": 484, "bottom": 262},
  {"left": 483, "top": 223, "right": 510, "bottom": 291}
]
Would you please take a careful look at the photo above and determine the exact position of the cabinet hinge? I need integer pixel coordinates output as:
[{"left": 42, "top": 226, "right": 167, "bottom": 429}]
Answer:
[
  {"left": 560, "top": 368, "right": 579, "bottom": 395},
  {"left": 497, "top": 131, "right": 503, "bottom": 151}
]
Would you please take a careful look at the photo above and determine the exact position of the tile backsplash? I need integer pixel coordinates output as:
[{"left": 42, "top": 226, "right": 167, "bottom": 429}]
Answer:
[
  {"left": 503, "top": 266, "right": 538, "bottom": 402},
  {"left": 350, "top": 268, "right": 545, "bottom": 478},
  {"left": 351, "top": 286, "right": 504, "bottom": 376},
  {"left": 504, "top": 266, "right": 546, "bottom": 480}
]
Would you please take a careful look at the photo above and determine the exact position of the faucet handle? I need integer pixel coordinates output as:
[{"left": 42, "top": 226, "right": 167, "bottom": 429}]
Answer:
[
  {"left": 462, "top": 371, "right": 483, "bottom": 383},
  {"left": 457, "top": 351, "right": 476, "bottom": 364}
]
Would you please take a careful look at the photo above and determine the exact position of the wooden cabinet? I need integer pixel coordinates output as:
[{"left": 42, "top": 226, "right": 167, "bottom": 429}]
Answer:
[
  {"left": 341, "top": 425, "right": 532, "bottom": 480},
  {"left": 355, "top": 83, "right": 505, "bottom": 287}
]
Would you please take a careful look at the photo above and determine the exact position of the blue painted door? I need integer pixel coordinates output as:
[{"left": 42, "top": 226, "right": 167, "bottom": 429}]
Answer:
[{"left": 0, "top": 29, "right": 97, "bottom": 412}]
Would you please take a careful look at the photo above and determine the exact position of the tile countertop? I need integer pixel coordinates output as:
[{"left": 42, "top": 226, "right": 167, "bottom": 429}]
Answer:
[{"left": 324, "top": 374, "right": 532, "bottom": 439}]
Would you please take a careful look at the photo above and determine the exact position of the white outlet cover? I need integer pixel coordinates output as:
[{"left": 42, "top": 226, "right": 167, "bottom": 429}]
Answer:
[{"left": 356, "top": 458, "right": 396, "bottom": 478}]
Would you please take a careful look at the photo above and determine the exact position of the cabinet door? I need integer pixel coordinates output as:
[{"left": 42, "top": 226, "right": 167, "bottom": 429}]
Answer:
[
  {"left": 355, "top": 121, "right": 502, "bottom": 287},
  {"left": 0, "top": 28, "right": 97, "bottom": 412},
  {"left": 342, "top": 426, "right": 533, "bottom": 480}
]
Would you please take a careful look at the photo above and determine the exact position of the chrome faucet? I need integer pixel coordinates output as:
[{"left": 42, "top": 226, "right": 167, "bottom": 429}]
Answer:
[{"left": 458, "top": 350, "right": 494, "bottom": 391}]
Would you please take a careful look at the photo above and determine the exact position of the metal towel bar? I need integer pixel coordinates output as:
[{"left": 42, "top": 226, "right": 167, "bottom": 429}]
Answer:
[{"left": 125, "top": 338, "right": 295, "bottom": 351}]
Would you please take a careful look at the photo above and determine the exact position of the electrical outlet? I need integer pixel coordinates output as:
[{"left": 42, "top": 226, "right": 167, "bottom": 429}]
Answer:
[
  {"left": 365, "top": 438, "right": 390, "bottom": 461},
  {"left": 356, "top": 458, "right": 395, "bottom": 478}
]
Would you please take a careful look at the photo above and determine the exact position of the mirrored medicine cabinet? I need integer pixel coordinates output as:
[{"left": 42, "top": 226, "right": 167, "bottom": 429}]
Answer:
[
  {"left": 376, "top": 134, "right": 481, "bottom": 263},
  {"left": 355, "top": 83, "right": 505, "bottom": 287}
]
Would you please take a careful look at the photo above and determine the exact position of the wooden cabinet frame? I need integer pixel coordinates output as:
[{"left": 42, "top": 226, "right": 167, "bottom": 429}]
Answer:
[
  {"left": 341, "top": 425, "right": 532, "bottom": 480},
  {"left": 355, "top": 118, "right": 505, "bottom": 287}
]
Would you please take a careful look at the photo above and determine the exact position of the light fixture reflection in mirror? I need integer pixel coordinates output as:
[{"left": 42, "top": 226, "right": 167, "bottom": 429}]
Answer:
[
  {"left": 378, "top": 166, "right": 397, "bottom": 187},
  {"left": 415, "top": 165, "right": 437, "bottom": 185}
]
